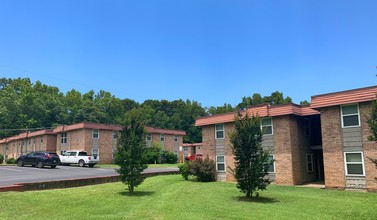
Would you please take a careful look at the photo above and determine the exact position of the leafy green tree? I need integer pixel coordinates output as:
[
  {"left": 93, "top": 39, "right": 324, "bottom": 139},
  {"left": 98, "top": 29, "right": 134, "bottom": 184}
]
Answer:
[
  {"left": 367, "top": 99, "right": 377, "bottom": 175},
  {"left": 229, "top": 112, "right": 274, "bottom": 198},
  {"left": 145, "top": 142, "right": 163, "bottom": 164},
  {"left": 300, "top": 100, "right": 310, "bottom": 106},
  {"left": 207, "top": 103, "right": 234, "bottom": 115},
  {"left": 114, "top": 111, "right": 149, "bottom": 195}
]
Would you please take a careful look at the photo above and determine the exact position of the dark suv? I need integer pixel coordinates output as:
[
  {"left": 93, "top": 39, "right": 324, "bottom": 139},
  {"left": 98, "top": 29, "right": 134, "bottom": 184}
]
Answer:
[{"left": 16, "top": 151, "right": 60, "bottom": 168}]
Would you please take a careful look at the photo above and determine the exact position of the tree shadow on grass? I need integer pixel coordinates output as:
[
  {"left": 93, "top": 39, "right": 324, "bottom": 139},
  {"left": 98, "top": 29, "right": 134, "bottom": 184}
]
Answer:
[
  {"left": 118, "top": 191, "right": 155, "bottom": 197},
  {"left": 233, "top": 196, "right": 279, "bottom": 204}
]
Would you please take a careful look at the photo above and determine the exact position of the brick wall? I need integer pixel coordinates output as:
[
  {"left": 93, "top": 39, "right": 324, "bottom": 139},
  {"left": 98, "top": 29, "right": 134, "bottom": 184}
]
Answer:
[
  {"left": 45, "top": 135, "right": 57, "bottom": 152},
  {"left": 201, "top": 125, "right": 216, "bottom": 160},
  {"left": 320, "top": 106, "right": 345, "bottom": 189},
  {"left": 273, "top": 115, "right": 302, "bottom": 185},
  {"left": 98, "top": 130, "right": 115, "bottom": 164}
]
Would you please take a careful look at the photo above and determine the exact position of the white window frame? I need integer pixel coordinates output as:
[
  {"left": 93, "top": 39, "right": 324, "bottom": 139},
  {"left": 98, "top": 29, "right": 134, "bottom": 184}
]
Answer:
[
  {"left": 306, "top": 154, "right": 314, "bottom": 173},
  {"left": 341, "top": 104, "right": 360, "bottom": 128},
  {"left": 112, "top": 149, "right": 117, "bottom": 159},
  {"left": 183, "top": 146, "right": 188, "bottom": 158},
  {"left": 344, "top": 151, "right": 365, "bottom": 176},
  {"left": 61, "top": 132, "right": 67, "bottom": 144},
  {"left": 261, "top": 117, "right": 273, "bottom": 135},
  {"left": 92, "top": 129, "right": 99, "bottom": 139},
  {"left": 92, "top": 148, "right": 100, "bottom": 159},
  {"left": 215, "top": 124, "right": 224, "bottom": 139},
  {"left": 216, "top": 155, "right": 226, "bottom": 172},
  {"left": 113, "top": 131, "right": 118, "bottom": 140},
  {"left": 160, "top": 134, "right": 165, "bottom": 142},
  {"left": 267, "top": 154, "right": 275, "bottom": 173},
  {"left": 174, "top": 135, "right": 178, "bottom": 142},
  {"left": 146, "top": 133, "right": 152, "bottom": 141}
]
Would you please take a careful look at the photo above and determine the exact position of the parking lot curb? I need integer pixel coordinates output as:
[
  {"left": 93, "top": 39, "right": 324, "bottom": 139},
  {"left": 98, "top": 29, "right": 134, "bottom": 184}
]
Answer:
[{"left": 0, "top": 170, "right": 179, "bottom": 192}]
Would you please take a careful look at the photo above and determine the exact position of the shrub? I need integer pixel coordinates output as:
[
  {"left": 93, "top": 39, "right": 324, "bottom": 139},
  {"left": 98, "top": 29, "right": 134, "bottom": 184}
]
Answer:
[
  {"left": 0, "top": 154, "right": 4, "bottom": 164},
  {"left": 162, "top": 151, "right": 178, "bottom": 164},
  {"left": 6, "top": 158, "right": 16, "bottom": 164},
  {"left": 145, "top": 143, "right": 163, "bottom": 164},
  {"left": 189, "top": 156, "right": 216, "bottom": 182},
  {"left": 178, "top": 161, "right": 191, "bottom": 180}
]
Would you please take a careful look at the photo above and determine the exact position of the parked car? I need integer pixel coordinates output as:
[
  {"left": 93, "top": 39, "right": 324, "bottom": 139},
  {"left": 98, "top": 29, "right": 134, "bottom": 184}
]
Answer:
[
  {"left": 185, "top": 153, "right": 203, "bottom": 161},
  {"left": 59, "top": 151, "right": 99, "bottom": 167},
  {"left": 16, "top": 151, "right": 60, "bottom": 168}
]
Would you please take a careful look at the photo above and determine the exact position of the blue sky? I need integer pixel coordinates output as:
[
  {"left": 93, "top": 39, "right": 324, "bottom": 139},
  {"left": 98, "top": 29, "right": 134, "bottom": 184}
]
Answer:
[{"left": 1, "top": 0, "right": 376, "bottom": 107}]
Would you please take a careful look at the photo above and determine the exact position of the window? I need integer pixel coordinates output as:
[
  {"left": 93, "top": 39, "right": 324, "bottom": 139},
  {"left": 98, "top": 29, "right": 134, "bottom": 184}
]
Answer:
[
  {"left": 183, "top": 147, "right": 188, "bottom": 158},
  {"left": 92, "top": 149, "right": 99, "bottom": 159},
  {"left": 341, "top": 104, "right": 360, "bottom": 127},
  {"left": 33, "top": 137, "right": 36, "bottom": 145},
  {"left": 40, "top": 136, "right": 44, "bottom": 144},
  {"left": 215, "top": 124, "right": 224, "bottom": 139},
  {"left": 146, "top": 133, "right": 152, "bottom": 141},
  {"left": 268, "top": 154, "right": 275, "bottom": 173},
  {"left": 261, "top": 118, "right": 273, "bottom": 135},
  {"left": 61, "top": 132, "right": 67, "bottom": 144},
  {"left": 344, "top": 152, "right": 365, "bottom": 176},
  {"left": 113, "top": 131, "right": 118, "bottom": 140},
  {"left": 304, "top": 119, "right": 311, "bottom": 136},
  {"left": 216, "top": 155, "right": 226, "bottom": 172},
  {"left": 160, "top": 134, "right": 165, "bottom": 142},
  {"left": 306, "top": 154, "right": 314, "bottom": 173},
  {"left": 174, "top": 135, "right": 178, "bottom": 142},
  {"left": 92, "top": 129, "right": 99, "bottom": 139},
  {"left": 112, "top": 149, "right": 117, "bottom": 159}
]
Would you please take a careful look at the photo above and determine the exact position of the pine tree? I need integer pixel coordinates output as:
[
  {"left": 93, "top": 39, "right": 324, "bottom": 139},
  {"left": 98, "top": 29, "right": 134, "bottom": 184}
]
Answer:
[
  {"left": 229, "top": 112, "right": 274, "bottom": 198},
  {"left": 114, "top": 110, "right": 149, "bottom": 195}
]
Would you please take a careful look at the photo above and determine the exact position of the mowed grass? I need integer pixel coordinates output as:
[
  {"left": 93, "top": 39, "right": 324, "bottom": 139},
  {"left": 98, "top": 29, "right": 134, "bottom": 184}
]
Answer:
[
  {"left": 1, "top": 175, "right": 377, "bottom": 220},
  {"left": 97, "top": 163, "right": 179, "bottom": 169}
]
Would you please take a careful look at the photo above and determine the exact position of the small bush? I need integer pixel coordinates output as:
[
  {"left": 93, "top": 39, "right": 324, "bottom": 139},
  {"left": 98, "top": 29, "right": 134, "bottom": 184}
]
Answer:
[
  {"left": 189, "top": 156, "right": 216, "bottom": 182},
  {"left": 6, "top": 158, "right": 16, "bottom": 164},
  {"left": 145, "top": 143, "right": 162, "bottom": 164},
  {"left": 178, "top": 162, "right": 191, "bottom": 180},
  {"left": 162, "top": 151, "right": 178, "bottom": 164},
  {"left": 0, "top": 154, "right": 4, "bottom": 164}
]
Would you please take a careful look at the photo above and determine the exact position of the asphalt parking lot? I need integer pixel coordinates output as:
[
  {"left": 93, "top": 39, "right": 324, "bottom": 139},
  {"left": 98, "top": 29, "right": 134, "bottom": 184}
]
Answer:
[{"left": 0, "top": 165, "right": 178, "bottom": 187}]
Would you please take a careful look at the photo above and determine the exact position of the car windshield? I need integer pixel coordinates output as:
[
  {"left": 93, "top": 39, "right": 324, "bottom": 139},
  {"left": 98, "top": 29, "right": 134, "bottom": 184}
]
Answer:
[{"left": 48, "top": 153, "right": 58, "bottom": 156}]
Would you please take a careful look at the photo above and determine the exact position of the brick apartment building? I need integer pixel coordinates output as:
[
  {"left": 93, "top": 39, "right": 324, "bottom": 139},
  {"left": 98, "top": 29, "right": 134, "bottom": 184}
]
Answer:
[
  {"left": 195, "top": 86, "right": 377, "bottom": 190},
  {"left": 0, "top": 123, "right": 186, "bottom": 164}
]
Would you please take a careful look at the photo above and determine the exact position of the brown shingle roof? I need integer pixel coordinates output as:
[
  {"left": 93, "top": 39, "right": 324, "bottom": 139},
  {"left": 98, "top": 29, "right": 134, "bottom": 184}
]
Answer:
[
  {"left": 145, "top": 127, "right": 186, "bottom": 136},
  {"left": 311, "top": 85, "right": 377, "bottom": 109},
  {"left": 195, "top": 103, "right": 320, "bottom": 127}
]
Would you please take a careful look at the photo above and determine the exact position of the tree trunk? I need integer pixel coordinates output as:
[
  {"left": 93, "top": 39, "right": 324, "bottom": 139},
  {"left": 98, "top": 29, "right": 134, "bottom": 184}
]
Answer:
[{"left": 128, "top": 184, "right": 134, "bottom": 195}]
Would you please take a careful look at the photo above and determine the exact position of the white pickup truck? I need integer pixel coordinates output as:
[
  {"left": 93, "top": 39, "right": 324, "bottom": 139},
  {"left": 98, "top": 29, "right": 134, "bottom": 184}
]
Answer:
[{"left": 59, "top": 151, "right": 99, "bottom": 167}]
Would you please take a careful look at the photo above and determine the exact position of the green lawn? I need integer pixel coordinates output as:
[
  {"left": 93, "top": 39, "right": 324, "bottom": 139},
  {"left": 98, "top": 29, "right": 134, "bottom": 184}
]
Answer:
[
  {"left": 1, "top": 175, "right": 377, "bottom": 220},
  {"left": 97, "top": 163, "right": 179, "bottom": 169}
]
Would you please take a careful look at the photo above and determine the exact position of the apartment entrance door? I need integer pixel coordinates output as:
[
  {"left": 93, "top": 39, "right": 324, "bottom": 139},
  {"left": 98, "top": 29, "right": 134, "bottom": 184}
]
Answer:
[{"left": 314, "top": 150, "right": 325, "bottom": 181}]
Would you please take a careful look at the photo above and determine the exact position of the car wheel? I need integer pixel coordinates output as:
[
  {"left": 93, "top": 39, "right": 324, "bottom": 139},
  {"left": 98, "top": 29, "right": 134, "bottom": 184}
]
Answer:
[
  {"left": 36, "top": 161, "right": 44, "bottom": 168},
  {"left": 50, "top": 165, "right": 56, "bottom": 168},
  {"left": 88, "top": 164, "right": 95, "bottom": 168},
  {"left": 17, "top": 160, "right": 24, "bottom": 167},
  {"left": 78, "top": 160, "right": 85, "bottom": 167}
]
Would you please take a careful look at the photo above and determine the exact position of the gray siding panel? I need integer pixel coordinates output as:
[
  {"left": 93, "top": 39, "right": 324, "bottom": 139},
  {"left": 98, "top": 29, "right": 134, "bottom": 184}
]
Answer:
[
  {"left": 215, "top": 139, "right": 225, "bottom": 155},
  {"left": 342, "top": 127, "right": 362, "bottom": 147},
  {"left": 92, "top": 139, "right": 99, "bottom": 149},
  {"left": 343, "top": 146, "right": 363, "bottom": 152},
  {"left": 262, "top": 135, "right": 274, "bottom": 148}
]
